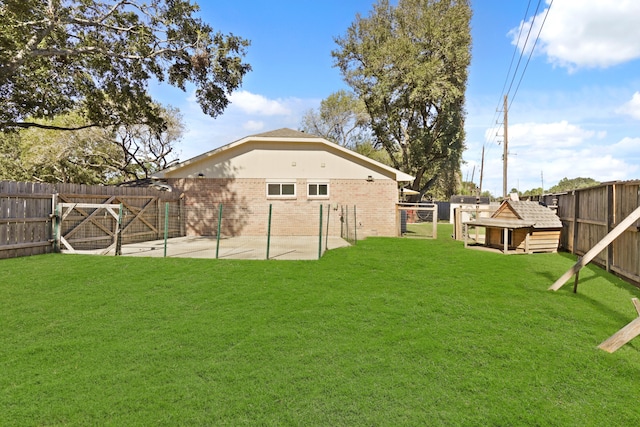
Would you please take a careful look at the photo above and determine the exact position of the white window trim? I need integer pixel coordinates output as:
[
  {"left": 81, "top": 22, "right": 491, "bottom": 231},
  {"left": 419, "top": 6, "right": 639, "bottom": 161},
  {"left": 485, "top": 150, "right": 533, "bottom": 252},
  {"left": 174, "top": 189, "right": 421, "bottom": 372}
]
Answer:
[
  {"left": 266, "top": 180, "right": 297, "bottom": 199},
  {"left": 307, "top": 181, "right": 330, "bottom": 199}
]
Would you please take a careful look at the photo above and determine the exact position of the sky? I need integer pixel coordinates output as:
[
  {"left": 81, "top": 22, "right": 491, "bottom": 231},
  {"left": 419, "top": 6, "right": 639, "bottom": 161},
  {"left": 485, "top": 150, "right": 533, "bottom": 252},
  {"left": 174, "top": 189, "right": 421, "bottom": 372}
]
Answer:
[{"left": 150, "top": 0, "right": 640, "bottom": 197}]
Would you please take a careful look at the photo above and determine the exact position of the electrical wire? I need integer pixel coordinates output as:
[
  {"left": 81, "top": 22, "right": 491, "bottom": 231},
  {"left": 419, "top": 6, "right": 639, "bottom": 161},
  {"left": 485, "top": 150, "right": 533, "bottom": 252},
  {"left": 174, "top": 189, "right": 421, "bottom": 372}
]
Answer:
[
  {"left": 508, "top": 0, "right": 554, "bottom": 110},
  {"left": 482, "top": 1, "right": 554, "bottom": 147},
  {"left": 475, "top": 0, "right": 554, "bottom": 194},
  {"left": 482, "top": 0, "right": 538, "bottom": 161},
  {"left": 490, "top": 0, "right": 534, "bottom": 142},
  {"left": 504, "top": 0, "right": 544, "bottom": 105}
]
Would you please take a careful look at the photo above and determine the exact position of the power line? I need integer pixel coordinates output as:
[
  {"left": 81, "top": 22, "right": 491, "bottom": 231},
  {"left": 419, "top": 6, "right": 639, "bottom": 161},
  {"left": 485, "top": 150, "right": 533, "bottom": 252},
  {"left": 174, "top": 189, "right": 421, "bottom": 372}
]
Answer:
[
  {"left": 504, "top": 0, "right": 544, "bottom": 103},
  {"left": 509, "top": 0, "right": 554, "bottom": 110},
  {"left": 485, "top": 0, "right": 552, "bottom": 149},
  {"left": 476, "top": 0, "right": 554, "bottom": 195},
  {"left": 485, "top": 0, "right": 536, "bottom": 149}
]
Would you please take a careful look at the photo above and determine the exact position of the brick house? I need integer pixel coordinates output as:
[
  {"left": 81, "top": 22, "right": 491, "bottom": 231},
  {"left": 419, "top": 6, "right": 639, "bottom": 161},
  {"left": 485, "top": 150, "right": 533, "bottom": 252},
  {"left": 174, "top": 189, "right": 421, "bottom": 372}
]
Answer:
[{"left": 152, "top": 128, "right": 414, "bottom": 238}]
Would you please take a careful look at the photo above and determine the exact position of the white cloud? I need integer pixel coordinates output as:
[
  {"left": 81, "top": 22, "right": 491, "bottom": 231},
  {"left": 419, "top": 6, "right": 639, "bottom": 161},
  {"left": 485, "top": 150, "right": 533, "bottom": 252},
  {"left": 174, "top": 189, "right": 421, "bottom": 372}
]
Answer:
[
  {"left": 228, "top": 90, "right": 292, "bottom": 116},
  {"left": 610, "top": 136, "right": 640, "bottom": 154},
  {"left": 170, "top": 90, "right": 320, "bottom": 160},
  {"left": 470, "top": 120, "right": 639, "bottom": 195},
  {"left": 511, "top": 0, "right": 640, "bottom": 70},
  {"left": 243, "top": 120, "right": 265, "bottom": 132},
  {"left": 508, "top": 120, "right": 595, "bottom": 149},
  {"left": 616, "top": 92, "right": 640, "bottom": 120}
]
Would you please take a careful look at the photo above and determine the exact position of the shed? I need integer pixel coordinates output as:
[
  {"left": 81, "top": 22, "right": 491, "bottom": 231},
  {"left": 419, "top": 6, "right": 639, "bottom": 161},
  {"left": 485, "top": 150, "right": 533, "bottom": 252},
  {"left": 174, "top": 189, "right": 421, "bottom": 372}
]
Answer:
[
  {"left": 449, "top": 195, "right": 491, "bottom": 224},
  {"left": 464, "top": 200, "right": 562, "bottom": 253}
]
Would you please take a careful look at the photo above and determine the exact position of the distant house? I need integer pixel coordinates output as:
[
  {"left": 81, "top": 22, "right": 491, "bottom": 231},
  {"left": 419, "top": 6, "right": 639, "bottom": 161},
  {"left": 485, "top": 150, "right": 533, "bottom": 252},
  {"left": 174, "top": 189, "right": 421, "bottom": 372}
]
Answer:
[
  {"left": 448, "top": 195, "right": 491, "bottom": 224},
  {"left": 152, "top": 128, "right": 414, "bottom": 238},
  {"left": 464, "top": 200, "right": 562, "bottom": 253}
]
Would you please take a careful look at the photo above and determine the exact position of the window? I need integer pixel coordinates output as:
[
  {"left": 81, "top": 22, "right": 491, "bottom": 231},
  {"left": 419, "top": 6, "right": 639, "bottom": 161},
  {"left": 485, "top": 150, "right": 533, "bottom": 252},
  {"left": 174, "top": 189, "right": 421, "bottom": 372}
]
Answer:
[
  {"left": 308, "top": 182, "right": 329, "bottom": 199},
  {"left": 266, "top": 182, "right": 296, "bottom": 198}
]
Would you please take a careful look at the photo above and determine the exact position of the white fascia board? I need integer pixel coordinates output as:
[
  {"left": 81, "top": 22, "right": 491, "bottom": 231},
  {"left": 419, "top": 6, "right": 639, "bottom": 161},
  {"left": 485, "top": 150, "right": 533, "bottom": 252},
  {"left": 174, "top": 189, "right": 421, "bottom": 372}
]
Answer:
[{"left": 153, "top": 134, "right": 416, "bottom": 183}]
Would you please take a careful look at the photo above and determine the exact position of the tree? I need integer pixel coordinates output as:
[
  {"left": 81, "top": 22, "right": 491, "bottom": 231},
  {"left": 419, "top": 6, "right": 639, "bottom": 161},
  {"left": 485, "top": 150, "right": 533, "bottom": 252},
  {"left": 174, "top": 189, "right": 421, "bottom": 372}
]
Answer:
[
  {"left": 332, "top": 0, "right": 471, "bottom": 200},
  {"left": 522, "top": 187, "right": 543, "bottom": 197},
  {"left": 110, "top": 105, "right": 184, "bottom": 180},
  {"left": 0, "top": 105, "right": 183, "bottom": 184},
  {"left": 0, "top": 112, "right": 124, "bottom": 183},
  {"left": 0, "top": 130, "right": 26, "bottom": 180},
  {"left": 300, "top": 90, "right": 370, "bottom": 149},
  {"left": 352, "top": 140, "right": 393, "bottom": 165},
  {"left": 0, "top": 0, "right": 250, "bottom": 132},
  {"left": 548, "top": 177, "right": 600, "bottom": 193}
]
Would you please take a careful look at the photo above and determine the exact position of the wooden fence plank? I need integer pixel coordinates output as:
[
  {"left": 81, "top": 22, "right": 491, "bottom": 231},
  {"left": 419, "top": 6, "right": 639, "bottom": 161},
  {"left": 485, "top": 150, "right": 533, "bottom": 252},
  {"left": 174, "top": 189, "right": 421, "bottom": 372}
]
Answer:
[
  {"left": 550, "top": 204, "right": 640, "bottom": 291},
  {"left": 598, "top": 299, "right": 640, "bottom": 353}
]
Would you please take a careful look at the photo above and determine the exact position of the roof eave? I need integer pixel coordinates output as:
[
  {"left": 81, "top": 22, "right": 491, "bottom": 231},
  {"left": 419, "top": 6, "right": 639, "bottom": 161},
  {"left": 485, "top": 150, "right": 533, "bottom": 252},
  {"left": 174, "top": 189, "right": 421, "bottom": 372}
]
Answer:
[{"left": 153, "top": 130, "right": 415, "bottom": 182}]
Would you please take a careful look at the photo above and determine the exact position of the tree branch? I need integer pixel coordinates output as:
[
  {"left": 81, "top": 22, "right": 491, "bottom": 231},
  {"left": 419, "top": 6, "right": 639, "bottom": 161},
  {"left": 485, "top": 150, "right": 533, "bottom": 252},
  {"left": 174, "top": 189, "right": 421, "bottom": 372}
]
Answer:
[
  {"left": 4, "top": 6, "right": 58, "bottom": 74},
  {"left": 4, "top": 121, "right": 101, "bottom": 131}
]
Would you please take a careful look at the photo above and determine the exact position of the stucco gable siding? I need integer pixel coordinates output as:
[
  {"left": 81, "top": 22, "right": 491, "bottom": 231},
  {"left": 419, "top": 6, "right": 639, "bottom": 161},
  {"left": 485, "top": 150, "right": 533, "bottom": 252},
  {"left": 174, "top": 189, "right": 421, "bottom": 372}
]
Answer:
[
  {"left": 162, "top": 141, "right": 401, "bottom": 181},
  {"left": 154, "top": 128, "right": 414, "bottom": 183}
]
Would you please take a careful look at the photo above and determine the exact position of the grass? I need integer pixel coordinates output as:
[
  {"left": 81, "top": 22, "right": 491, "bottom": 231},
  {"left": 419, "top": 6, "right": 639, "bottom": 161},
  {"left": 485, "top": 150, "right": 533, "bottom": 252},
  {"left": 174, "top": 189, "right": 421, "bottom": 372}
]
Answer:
[
  {"left": 404, "top": 221, "right": 436, "bottom": 238},
  {"left": 2, "top": 224, "right": 640, "bottom": 426}
]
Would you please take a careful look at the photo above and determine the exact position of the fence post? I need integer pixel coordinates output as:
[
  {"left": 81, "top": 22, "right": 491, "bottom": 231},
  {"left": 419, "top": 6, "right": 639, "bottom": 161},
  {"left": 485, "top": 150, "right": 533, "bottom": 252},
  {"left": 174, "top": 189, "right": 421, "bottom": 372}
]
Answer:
[
  {"left": 432, "top": 204, "right": 438, "bottom": 239},
  {"left": 157, "top": 197, "right": 161, "bottom": 240},
  {"left": 115, "top": 203, "right": 123, "bottom": 256},
  {"left": 53, "top": 201, "right": 60, "bottom": 253},
  {"left": 163, "top": 202, "right": 169, "bottom": 258},
  {"left": 325, "top": 204, "right": 330, "bottom": 251},
  {"left": 318, "top": 204, "right": 323, "bottom": 259},
  {"left": 345, "top": 205, "right": 350, "bottom": 242},
  {"left": 353, "top": 205, "right": 357, "bottom": 244},
  {"left": 606, "top": 184, "right": 614, "bottom": 272},
  {"left": 266, "top": 204, "right": 272, "bottom": 260},
  {"left": 572, "top": 190, "right": 579, "bottom": 254},
  {"left": 216, "top": 203, "right": 223, "bottom": 259}
]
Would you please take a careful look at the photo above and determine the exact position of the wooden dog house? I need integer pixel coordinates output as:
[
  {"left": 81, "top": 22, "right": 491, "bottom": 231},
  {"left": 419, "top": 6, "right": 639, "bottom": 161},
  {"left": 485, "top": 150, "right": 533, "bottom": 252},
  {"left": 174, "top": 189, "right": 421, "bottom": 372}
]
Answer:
[{"left": 464, "top": 200, "right": 562, "bottom": 254}]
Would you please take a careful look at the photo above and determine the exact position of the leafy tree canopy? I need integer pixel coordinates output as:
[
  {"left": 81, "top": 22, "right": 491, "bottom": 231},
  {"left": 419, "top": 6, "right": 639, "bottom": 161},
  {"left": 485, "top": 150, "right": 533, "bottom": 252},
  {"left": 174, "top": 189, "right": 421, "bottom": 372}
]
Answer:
[
  {"left": 514, "top": 177, "right": 601, "bottom": 197},
  {"left": 0, "top": 0, "right": 250, "bottom": 132},
  {"left": 0, "top": 105, "right": 183, "bottom": 184},
  {"left": 300, "top": 90, "right": 370, "bottom": 149},
  {"left": 332, "top": 0, "right": 472, "bottom": 200},
  {"left": 547, "top": 177, "right": 600, "bottom": 193}
]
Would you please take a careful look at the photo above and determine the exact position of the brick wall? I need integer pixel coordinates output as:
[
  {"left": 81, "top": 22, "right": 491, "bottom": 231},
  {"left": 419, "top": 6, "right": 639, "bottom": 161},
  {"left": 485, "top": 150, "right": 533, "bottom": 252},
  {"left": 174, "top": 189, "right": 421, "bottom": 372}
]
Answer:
[{"left": 168, "top": 178, "right": 399, "bottom": 238}]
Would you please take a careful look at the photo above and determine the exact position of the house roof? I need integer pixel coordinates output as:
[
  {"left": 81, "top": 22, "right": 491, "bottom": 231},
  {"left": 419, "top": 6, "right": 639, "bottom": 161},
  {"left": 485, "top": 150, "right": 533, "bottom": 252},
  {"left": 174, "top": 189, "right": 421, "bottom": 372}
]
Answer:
[
  {"left": 504, "top": 200, "right": 562, "bottom": 228},
  {"left": 249, "top": 128, "right": 313, "bottom": 138},
  {"left": 153, "top": 128, "right": 415, "bottom": 182},
  {"left": 465, "top": 217, "right": 534, "bottom": 229},
  {"left": 465, "top": 200, "right": 562, "bottom": 229},
  {"left": 450, "top": 195, "right": 490, "bottom": 204}
]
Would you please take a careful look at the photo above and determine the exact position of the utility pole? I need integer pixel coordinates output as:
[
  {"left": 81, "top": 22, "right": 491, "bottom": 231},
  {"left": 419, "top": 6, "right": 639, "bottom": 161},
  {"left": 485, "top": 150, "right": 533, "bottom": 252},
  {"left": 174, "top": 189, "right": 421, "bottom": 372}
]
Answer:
[
  {"left": 479, "top": 145, "right": 485, "bottom": 197},
  {"left": 502, "top": 95, "right": 508, "bottom": 199},
  {"left": 470, "top": 165, "right": 475, "bottom": 192}
]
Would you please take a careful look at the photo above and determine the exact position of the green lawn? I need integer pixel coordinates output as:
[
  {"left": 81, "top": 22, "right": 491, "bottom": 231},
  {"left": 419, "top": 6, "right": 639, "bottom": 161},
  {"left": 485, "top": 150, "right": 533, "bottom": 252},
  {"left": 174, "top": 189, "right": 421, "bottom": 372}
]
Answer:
[{"left": 2, "top": 224, "right": 640, "bottom": 426}]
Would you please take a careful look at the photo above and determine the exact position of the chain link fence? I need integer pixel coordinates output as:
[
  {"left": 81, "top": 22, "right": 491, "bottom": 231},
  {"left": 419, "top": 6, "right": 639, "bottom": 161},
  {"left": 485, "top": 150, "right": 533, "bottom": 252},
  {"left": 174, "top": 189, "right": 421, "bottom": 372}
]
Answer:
[{"left": 107, "top": 202, "right": 359, "bottom": 260}]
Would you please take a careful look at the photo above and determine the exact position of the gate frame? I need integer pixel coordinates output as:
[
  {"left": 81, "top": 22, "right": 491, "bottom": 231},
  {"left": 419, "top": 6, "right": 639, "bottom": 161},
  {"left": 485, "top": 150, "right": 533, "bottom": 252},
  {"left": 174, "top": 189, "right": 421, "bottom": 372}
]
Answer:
[
  {"left": 397, "top": 203, "right": 438, "bottom": 239},
  {"left": 55, "top": 203, "right": 122, "bottom": 255}
]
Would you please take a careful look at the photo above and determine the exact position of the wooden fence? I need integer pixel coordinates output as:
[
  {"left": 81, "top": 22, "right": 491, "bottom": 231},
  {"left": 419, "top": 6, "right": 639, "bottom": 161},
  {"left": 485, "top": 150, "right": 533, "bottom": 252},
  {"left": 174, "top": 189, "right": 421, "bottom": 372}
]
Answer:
[
  {"left": 0, "top": 181, "right": 182, "bottom": 259},
  {"left": 535, "top": 180, "right": 640, "bottom": 285}
]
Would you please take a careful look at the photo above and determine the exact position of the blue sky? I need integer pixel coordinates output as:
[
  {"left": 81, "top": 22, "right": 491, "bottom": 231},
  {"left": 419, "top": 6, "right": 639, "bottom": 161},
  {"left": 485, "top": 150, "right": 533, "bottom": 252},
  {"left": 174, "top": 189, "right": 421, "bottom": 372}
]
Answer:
[{"left": 150, "top": 0, "right": 640, "bottom": 196}]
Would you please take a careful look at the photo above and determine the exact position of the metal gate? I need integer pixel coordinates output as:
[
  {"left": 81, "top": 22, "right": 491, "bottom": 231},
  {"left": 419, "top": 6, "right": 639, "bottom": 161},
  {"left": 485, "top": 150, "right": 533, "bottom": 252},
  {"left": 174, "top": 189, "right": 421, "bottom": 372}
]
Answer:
[{"left": 397, "top": 203, "right": 438, "bottom": 239}]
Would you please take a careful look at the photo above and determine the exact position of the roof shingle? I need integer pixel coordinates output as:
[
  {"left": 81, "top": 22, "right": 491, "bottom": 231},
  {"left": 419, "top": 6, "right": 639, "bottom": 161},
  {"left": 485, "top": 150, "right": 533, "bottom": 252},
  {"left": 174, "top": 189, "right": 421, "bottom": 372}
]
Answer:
[
  {"left": 503, "top": 200, "right": 562, "bottom": 228},
  {"left": 249, "top": 128, "right": 319, "bottom": 139}
]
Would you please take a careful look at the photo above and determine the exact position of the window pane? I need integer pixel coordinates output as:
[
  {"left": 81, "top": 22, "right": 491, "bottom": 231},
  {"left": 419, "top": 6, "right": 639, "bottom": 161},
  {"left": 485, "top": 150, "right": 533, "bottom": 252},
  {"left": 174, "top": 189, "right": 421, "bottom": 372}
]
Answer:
[
  {"left": 268, "top": 184, "right": 280, "bottom": 195},
  {"left": 318, "top": 184, "right": 328, "bottom": 195},
  {"left": 282, "top": 184, "right": 295, "bottom": 195},
  {"left": 308, "top": 184, "right": 317, "bottom": 196}
]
